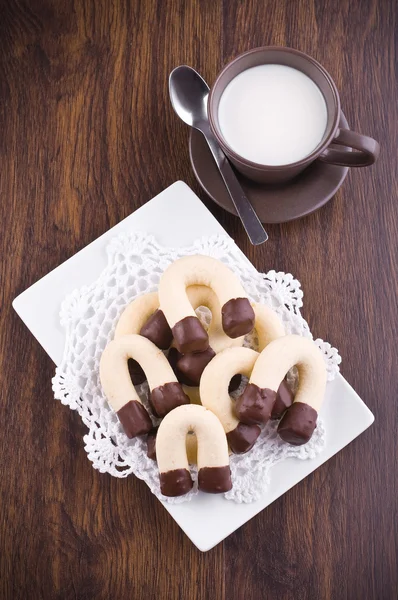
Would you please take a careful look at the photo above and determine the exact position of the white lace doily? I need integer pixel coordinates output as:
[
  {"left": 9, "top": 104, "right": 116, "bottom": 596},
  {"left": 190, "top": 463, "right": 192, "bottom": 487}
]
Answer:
[{"left": 52, "top": 233, "right": 341, "bottom": 504}]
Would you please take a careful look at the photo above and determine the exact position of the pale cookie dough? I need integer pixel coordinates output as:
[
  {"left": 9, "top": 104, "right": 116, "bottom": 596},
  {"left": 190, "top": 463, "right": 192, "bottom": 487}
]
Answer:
[
  {"left": 147, "top": 430, "right": 198, "bottom": 464},
  {"left": 115, "top": 292, "right": 172, "bottom": 349},
  {"left": 115, "top": 291, "right": 160, "bottom": 337},
  {"left": 253, "top": 302, "right": 285, "bottom": 346},
  {"left": 235, "top": 335, "right": 327, "bottom": 445},
  {"left": 100, "top": 334, "right": 189, "bottom": 437},
  {"left": 158, "top": 255, "right": 255, "bottom": 353},
  {"left": 156, "top": 404, "right": 232, "bottom": 496}
]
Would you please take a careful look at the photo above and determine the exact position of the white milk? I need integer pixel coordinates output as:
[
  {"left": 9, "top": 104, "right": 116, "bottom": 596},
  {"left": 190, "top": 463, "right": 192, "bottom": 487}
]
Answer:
[{"left": 218, "top": 64, "right": 328, "bottom": 166}]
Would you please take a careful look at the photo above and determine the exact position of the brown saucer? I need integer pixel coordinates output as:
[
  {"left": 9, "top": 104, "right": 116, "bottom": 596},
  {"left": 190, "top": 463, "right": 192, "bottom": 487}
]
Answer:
[{"left": 189, "top": 113, "right": 350, "bottom": 224}]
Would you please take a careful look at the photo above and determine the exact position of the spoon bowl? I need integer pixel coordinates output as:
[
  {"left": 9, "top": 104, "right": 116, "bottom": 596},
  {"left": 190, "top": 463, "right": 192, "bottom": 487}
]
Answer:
[{"left": 169, "top": 66, "right": 209, "bottom": 128}]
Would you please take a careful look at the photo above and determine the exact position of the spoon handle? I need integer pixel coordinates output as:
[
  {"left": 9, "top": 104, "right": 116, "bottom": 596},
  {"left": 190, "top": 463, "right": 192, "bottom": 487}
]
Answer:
[{"left": 202, "top": 128, "right": 268, "bottom": 245}]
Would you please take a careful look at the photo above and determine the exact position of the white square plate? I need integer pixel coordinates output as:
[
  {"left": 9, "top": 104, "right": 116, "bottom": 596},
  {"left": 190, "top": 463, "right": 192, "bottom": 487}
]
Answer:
[{"left": 13, "top": 181, "right": 374, "bottom": 551}]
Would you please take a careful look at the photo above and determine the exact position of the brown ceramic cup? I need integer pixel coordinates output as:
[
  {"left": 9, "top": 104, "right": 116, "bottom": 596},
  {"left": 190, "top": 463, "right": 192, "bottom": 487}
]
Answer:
[{"left": 208, "top": 47, "right": 380, "bottom": 184}]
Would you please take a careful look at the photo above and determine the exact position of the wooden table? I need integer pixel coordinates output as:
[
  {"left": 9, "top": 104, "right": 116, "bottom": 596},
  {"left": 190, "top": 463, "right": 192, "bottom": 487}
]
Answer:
[{"left": 1, "top": 1, "right": 397, "bottom": 598}]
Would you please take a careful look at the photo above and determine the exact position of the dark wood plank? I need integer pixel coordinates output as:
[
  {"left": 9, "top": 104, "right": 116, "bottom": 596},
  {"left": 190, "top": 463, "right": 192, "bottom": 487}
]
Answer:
[
  {"left": 222, "top": 1, "right": 398, "bottom": 599},
  {"left": 0, "top": 1, "right": 225, "bottom": 599},
  {"left": 0, "top": 0, "right": 397, "bottom": 599}
]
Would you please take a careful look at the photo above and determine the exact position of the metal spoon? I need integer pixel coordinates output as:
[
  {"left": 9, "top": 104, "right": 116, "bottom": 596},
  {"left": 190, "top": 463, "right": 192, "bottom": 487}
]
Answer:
[{"left": 169, "top": 65, "right": 268, "bottom": 245}]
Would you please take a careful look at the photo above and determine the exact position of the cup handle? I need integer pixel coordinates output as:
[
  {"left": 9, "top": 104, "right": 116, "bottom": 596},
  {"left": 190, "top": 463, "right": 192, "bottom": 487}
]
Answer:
[{"left": 318, "top": 128, "right": 380, "bottom": 167}]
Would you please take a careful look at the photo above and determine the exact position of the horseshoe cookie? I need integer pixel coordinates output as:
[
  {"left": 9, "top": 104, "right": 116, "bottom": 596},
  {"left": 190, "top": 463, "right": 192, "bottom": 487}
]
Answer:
[
  {"left": 147, "top": 427, "right": 233, "bottom": 464},
  {"left": 158, "top": 255, "right": 255, "bottom": 353},
  {"left": 100, "top": 334, "right": 189, "bottom": 436},
  {"left": 156, "top": 404, "right": 232, "bottom": 496},
  {"left": 200, "top": 347, "right": 261, "bottom": 454},
  {"left": 235, "top": 335, "right": 326, "bottom": 445}
]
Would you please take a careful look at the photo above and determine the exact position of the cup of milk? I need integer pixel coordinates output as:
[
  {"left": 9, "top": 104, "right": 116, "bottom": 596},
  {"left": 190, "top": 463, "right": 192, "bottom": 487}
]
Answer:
[{"left": 208, "top": 47, "right": 379, "bottom": 184}]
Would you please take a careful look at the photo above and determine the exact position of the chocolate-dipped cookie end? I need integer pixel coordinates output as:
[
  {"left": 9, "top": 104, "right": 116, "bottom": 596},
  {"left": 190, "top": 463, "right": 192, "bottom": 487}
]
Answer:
[
  {"left": 140, "top": 309, "right": 173, "bottom": 350},
  {"left": 172, "top": 316, "right": 209, "bottom": 353},
  {"left": 235, "top": 383, "right": 276, "bottom": 425},
  {"left": 176, "top": 347, "right": 216, "bottom": 386},
  {"left": 277, "top": 402, "right": 317, "bottom": 445},
  {"left": 227, "top": 422, "right": 261, "bottom": 454},
  {"left": 198, "top": 465, "right": 232, "bottom": 493},
  {"left": 222, "top": 298, "right": 255, "bottom": 338},
  {"left": 150, "top": 382, "right": 190, "bottom": 417},
  {"left": 160, "top": 468, "right": 193, "bottom": 497},
  {"left": 117, "top": 400, "right": 152, "bottom": 438}
]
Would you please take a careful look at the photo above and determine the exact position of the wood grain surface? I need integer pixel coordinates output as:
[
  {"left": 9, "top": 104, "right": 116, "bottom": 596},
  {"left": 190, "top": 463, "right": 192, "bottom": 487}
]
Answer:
[{"left": 1, "top": 0, "right": 397, "bottom": 598}]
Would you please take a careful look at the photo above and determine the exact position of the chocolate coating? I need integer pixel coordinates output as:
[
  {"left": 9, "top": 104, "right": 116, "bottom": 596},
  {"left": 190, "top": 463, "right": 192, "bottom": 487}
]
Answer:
[
  {"left": 160, "top": 468, "right": 193, "bottom": 497},
  {"left": 226, "top": 422, "right": 261, "bottom": 454},
  {"left": 198, "top": 465, "right": 232, "bottom": 493},
  {"left": 117, "top": 400, "right": 152, "bottom": 438},
  {"left": 128, "top": 359, "right": 147, "bottom": 386},
  {"left": 176, "top": 347, "right": 216, "bottom": 386},
  {"left": 140, "top": 309, "right": 173, "bottom": 350},
  {"left": 229, "top": 374, "right": 242, "bottom": 393},
  {"left": 278, "top": 402, "right": 318, "bottom": 445},
  {"left": 167, "top": 348, "right": 197, "bottom": 387},
  {"left": 150, "top": 382, "right": 190, "bottom": 417},
  {"left": 272, "top": 380, "right": 295, "bottom": 418},
  {"left": 235, "top": 383, "right": 276, "bottom": 425},
  {"left": 221, "top": 298, "right": 255, "bottom": 338},
  {"left": 146, "top": 429, "right": 157, "bottom": 460},
  {"left": 172, "top": 316, "right": 209, "bottom": 354}
]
